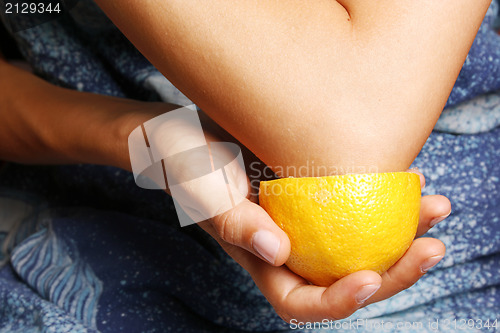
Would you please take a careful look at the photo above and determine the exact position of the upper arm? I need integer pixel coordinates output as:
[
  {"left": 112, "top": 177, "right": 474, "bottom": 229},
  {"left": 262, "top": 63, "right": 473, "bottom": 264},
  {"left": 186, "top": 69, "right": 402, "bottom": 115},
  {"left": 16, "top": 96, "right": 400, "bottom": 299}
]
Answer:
[{"left": 95, "top": 0, "right": 491, "bottom": 175}]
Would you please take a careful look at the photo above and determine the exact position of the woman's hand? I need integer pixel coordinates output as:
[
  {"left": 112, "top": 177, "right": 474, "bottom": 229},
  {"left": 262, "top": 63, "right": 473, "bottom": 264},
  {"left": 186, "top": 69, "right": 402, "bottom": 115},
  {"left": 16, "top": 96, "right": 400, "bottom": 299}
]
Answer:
[
  {"left": 0, "top": 57, "right": 450, "bottom": 322},
  {"left": 142, "top": 108, "right": 450, "bottom": 322},
  {"left": 199, "top": 168, "right": 449, "bottom": 323}
]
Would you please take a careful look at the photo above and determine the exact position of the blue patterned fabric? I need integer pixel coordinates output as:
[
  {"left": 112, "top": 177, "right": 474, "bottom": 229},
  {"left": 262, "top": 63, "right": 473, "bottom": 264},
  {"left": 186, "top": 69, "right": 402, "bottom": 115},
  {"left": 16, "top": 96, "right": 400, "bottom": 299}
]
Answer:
[
  {"left": 0, "top": 1, "right": 499, "bottom": 332},
  {"left": 437, "top": 0, "right": 500, "bottom": 134},
  {"left": 10, "top": 224, "right": 103, "bottom": 329},
  {"left": 436, "top": 92, "right": 500, "bottom": 134}
]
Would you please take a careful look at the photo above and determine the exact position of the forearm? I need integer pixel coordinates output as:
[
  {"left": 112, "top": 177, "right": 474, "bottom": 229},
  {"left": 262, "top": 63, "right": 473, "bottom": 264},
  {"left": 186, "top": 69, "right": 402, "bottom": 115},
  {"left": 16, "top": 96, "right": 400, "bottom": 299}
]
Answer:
[
  {"left": 95, "top": 0, "right": 490, "bottom": 176},
  {"left": 0, "top": 59, "right": 167, "bottom": 170}
]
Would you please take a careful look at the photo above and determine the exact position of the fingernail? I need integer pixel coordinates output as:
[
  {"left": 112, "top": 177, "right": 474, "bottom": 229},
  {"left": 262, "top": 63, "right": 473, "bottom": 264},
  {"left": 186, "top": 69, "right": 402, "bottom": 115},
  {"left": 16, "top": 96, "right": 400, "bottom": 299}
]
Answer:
[
  {"left": 355, "top": 284, "right": 381, "bottom": 304},
  {"left": 429, "top": 212, "right": 451, "bottom": 228},
  {"left": 252, "top": 230, "right": 280, "bottom": 265},
  {"left": 420, "top": 255, "right": 444, "bottom": 273}
]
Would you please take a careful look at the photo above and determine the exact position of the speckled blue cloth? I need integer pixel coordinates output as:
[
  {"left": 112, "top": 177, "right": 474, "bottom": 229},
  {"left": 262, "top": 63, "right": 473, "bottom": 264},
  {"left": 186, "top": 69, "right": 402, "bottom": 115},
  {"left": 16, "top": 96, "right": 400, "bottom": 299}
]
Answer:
[
  {"left": 0, "top": 1, "right": 499, "bottom": 332},
  {"left": 436, "top": 1, "right": 500, "bottom": 135},
  {"left": 436, "top": 92, "right": 500, "bottom": 134}
]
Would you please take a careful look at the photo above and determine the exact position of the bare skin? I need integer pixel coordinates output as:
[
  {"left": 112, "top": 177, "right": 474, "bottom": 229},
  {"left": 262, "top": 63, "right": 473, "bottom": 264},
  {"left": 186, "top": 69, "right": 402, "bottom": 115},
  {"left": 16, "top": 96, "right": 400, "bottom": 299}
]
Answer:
[
  {"left": 95, "top": 0, "right": 490, "bottom": 175},
  {"left": 0, "top": 54, "right": 451, "bottom": 322},
  {"left": 86, "top": 0, "right": 486, "bottom": 320},
  {"left": 0, "top": 57, "right": 166, "bottom": 166},
  {"left": 2, "top": 0, "right": 485, "bottom": 321}
]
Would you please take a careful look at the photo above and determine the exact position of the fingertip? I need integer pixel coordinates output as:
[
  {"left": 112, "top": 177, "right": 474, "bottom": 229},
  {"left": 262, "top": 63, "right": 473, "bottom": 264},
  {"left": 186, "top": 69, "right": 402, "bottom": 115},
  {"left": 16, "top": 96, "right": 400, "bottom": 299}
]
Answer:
[
  {"left": 355, "top": 283, "right": 381, "bottom": 305},
  {"left": 419, "top": 238, "right": 446, "bottom": 273},
  {"left": 273, "top": 230, "right": 291, "bottom": 266},
  {"left": 431, "top": 238, "right": 446, "bottom": 256},
  {"left": 251, "top": 227, "right": 291, "bottom": 266},
  {"left": 433, "top": 195, "right": 452, "bottom": 216},
  {"left": 429, "top": 211, "right": 450, "bottom": 228},
  {"left": 349, "top": 270, "right": 383, "bottom": 304},
  {"left": 409, "top": 238, "right": 446, "bottom": 273},
  {"left": 420, "top": 195, "right": 452, "bottom": 230},
  {"left": 420, "top": 254, "right": 444, "bottom": 273},
  {"left": 246, "top": 203, "right": 291, "bottom": 266},
  {"left": 365, "top": 238, "right": 446, "bottom": 305},
  {"left": 413, "top": 237, "right": 446, "bottom": 255},
  {"left": 322, "top": 270, "right": 382, "bottom": 316},
  {"left": 251, "top": 230, "right": 281, "bottom": 265}
]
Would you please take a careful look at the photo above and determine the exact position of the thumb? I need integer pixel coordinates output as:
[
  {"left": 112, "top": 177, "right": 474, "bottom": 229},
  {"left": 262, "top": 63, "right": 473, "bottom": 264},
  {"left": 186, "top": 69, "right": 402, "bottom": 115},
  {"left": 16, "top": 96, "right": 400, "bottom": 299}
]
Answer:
[
  {"left": 211, "top": 199, "right": 291, "bottom": 266},
  {"left": 166, "top": 152, "right": 291, "bottom": 266}
]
